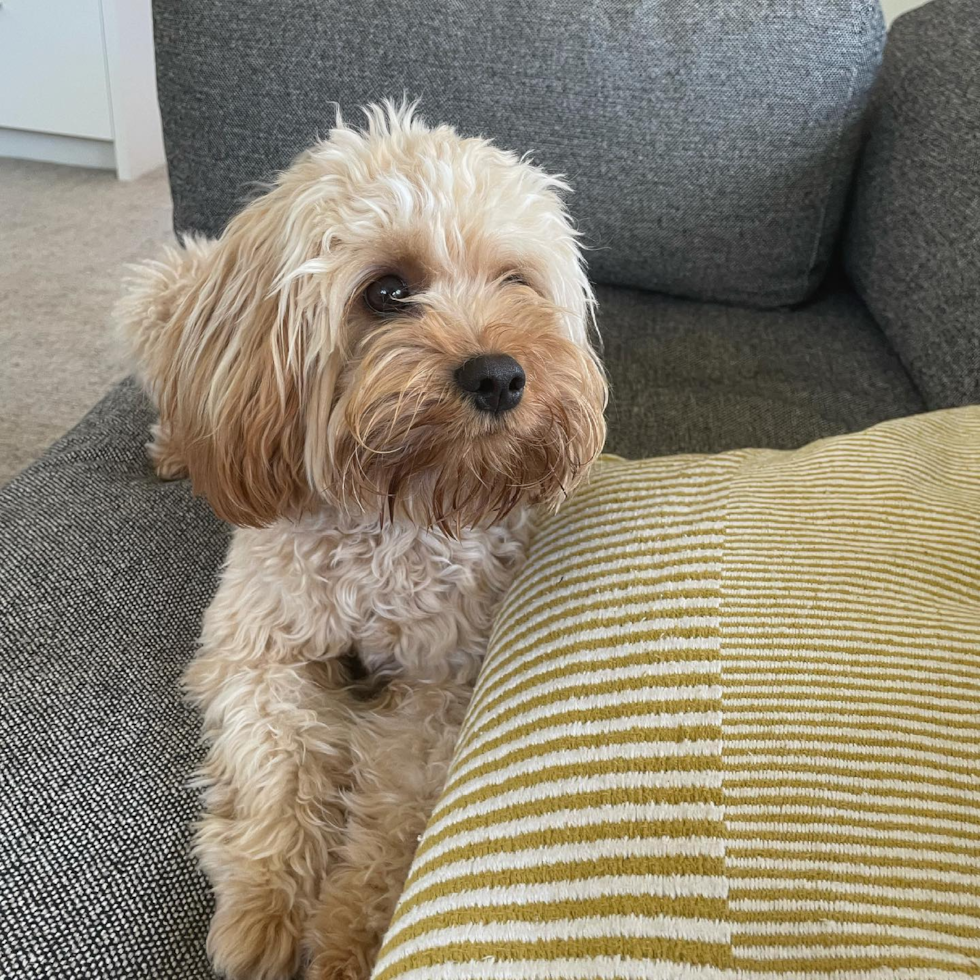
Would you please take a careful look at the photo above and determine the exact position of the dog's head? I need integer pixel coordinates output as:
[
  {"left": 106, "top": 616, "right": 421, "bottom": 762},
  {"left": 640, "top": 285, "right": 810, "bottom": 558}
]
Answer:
[{"left": 121, "top": 104, "right": 607, "bottom": 529}]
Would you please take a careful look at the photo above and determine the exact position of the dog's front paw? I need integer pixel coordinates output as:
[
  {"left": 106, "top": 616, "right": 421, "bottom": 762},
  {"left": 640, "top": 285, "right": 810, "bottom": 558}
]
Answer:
[
  {"left": 305, "top": 949, "right": 368, "bottom": 980},
  {"left": 208, "top": 893, "right": 302, "bottom": 980},
  {"left": 147, "top": 421, "right": 188, "bottom": 480}
]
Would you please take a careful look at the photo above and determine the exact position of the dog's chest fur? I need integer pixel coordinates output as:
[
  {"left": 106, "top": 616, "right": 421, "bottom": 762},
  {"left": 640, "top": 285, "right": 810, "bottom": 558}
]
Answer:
[{"left": 208, "top": 507, "right": 533, "bottom": 684}]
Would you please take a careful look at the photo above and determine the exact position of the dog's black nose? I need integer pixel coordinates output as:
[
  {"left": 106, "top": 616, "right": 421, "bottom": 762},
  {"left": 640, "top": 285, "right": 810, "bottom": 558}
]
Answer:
[{"left": 455, "top": 354, "right": 526, "bottom": 414}]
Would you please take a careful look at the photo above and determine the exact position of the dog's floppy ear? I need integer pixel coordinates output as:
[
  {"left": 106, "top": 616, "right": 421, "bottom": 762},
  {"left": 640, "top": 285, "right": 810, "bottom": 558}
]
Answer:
[{"left": 119, "top": 182, "right": 335, "bottom": 527}]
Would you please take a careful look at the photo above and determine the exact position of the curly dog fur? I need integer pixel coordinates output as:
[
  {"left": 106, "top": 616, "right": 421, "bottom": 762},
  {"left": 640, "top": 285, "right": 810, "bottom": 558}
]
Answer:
[{"left": 118, "top": 103, "right": 606, "bottom": 979}]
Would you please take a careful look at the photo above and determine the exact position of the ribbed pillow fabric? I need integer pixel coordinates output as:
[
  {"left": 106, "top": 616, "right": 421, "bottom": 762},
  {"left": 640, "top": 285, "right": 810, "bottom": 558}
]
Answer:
[{"left": 372, "top": 408, "right": 980, "bottom": 980}]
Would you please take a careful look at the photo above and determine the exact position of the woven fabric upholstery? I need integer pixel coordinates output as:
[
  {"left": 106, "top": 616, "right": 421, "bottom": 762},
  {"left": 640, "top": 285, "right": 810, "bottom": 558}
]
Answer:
[
  {"left": 153, "top": 0, "right": 884, "bottom": 308},
  {"left": 598, "top": 282, "right": 923, "bottom": 461},
  {"left": 844, "top": 0, "right": 980, "bottom": 409},
  {"left": 374, "top": 408, "right": 980, "bottom": 979},
  {"left": 0, "top": 380, "right": 224, "bottom": 980}
]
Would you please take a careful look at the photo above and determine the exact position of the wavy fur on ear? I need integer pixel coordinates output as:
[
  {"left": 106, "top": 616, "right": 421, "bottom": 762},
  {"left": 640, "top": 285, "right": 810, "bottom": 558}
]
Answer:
[{"left": 117, "top": 181, "right": 336, "bottom": 527}]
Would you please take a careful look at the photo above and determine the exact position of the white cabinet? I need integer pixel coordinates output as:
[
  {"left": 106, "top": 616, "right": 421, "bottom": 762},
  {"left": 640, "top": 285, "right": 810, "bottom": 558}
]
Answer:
[{"left": 0, "top": 0, "right": 164, "bottom": 179}]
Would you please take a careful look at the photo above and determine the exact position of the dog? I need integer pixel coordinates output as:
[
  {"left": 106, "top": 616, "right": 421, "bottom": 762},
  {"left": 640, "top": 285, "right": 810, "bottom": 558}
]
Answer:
[{"left": 117, "top": 103, "right": 606, "bottom": 980}]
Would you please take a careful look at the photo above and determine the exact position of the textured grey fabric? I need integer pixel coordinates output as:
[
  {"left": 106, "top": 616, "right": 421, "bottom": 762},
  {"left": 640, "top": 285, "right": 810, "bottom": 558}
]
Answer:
[
  {"left": 845, "top": 0, "right": 980, "bottom": 409},
  {"left": 0, "top": 283, "right": 922, "bottom": 976},
  {"left": 153, "top": 0, "right": 884, "bottom": 308},
  {"left": 0, "top": 380, "right": 225, "bottom": 980},
  {"left": 598, "top": 281, "right": 924, "bottom": 460}
]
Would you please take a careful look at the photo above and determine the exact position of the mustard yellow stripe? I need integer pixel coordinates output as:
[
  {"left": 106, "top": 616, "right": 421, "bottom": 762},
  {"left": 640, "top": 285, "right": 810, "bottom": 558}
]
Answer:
[
  {"left": 722, "top": 591, "right": 980, "bottom": 635},
  {"left": 494, "top": 542, "right": 722, "bottom": 637},
  {"left": 498, "top": 587, "right": 719, "bottom": 657},
  {"left": 731, "top": 954, "right": 971, "bottom": 972},
  {"left": 728, "top": 879, "right": 980, "bottom": 923},
  {"left": 460, "top": 684, "right": 719, "bottom": 755},
  {"left": 729, "top": 846, "right": 980, "bottom": 878},
  {"left": 727, "top": 865, "right": 980, "bottom": 897},
  {"left": 470, "top": 647, "right": 717, "bottom": 738},
  {"left": 724, "top": 673, "right": 980, "bottom": 710},
  {"left": 467, "top": 667, "right": 720, "bottom": 747},
  {"left": 721, "top": 701, "right": 980, "bottom": 736},
  {"left": 729, "top": 886, "right": 980, "bottom": 918},
  {"left": 529, "top": 492, "right": 726, "bottom": 552},
  {"left": 397, "top": 853, "right": 726, "bottom": 924},
  {"left": 727, "top": 748, "right": 979, "bottom": 781},
  {"left": 722, "top": 648, "right": 980, "bottom": 681},
  {"left": 488, "top": 604, "right": 719, "bottom": 678},
  {"left": 725, "top": 791, "right": 980, "bottom": 827},
  {"left": 384, "top": 893, "right": 730, "bottom": 961},
  {"left": 732, "top": 930, "right": 977, "bottom": 958},
  {"left": 468, "top": 630, "right": 720, "bottom": 735},
  {"left": 727, "top": 555, "right": 979, "bottom": 603},
  {"left": 720, "top": 688, "right": 980, "bottom": 720},
  {"left": 445, "top": 722, "right": 720, "bottom": 798},
  {"left": 726, "top": 773, "right": 978, "bottom": 806},
  {"left": 727, "top": 729, "right": 980, "bottom": 766},
  {"left": 374, "top": 934, "right": 731, "bottom": 980},
  {"left": 409, "top": 819, "right": 724, "bottom": 890},
  {"left": 415, "top": 796, "right": 723, "bottom": 867},
  {"left": 726, "top": 812, "right": 980, "bottom": 845},
  {"left": 538, "top": 482, "right": 728, "bottom": 527},
  {"left": 722, "top": 628, "right": 980, "bottom": 660},
  {"left": 728, "top": 906, "right": 980, "bottom": 938},
  {"left": 498, "top": 524, "right": 723, "bottom": 604},
  {"left": 453, "top": 703, "right": 718, "bottom": 778},
  {"left": 430, "top": 752, "right": 723, "bottom": 828},
  {"left": 727, "top": 826, "right": 980, "bottom": 856},
  {"left": 721, "top": 621, "right": 980, "bottom": 657}
]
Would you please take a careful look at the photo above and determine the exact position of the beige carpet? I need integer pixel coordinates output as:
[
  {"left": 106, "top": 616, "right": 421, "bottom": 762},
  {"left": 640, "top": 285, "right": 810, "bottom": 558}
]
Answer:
[{"left": 0, "top": 159, "right": 175, "bottom": 486}]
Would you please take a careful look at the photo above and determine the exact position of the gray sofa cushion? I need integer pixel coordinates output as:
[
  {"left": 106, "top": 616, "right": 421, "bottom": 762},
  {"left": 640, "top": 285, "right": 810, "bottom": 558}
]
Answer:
[
  {"left": 844, "top": 0, "right": 980, "bottom": 409},
  {"left": 599, "top": 281, "right": 924, "bottom": 460},
  {"left": 0, "top": 380, "right": 222, "bottom": 980},
  {"left": 154, "top": 0, "right": 884, "bottom": 308}
]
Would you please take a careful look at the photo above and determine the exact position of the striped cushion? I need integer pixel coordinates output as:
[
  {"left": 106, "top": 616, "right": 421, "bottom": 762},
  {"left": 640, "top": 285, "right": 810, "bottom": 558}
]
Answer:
[{"left": 372, "top": 408, "right": 980, "bottom": 980}]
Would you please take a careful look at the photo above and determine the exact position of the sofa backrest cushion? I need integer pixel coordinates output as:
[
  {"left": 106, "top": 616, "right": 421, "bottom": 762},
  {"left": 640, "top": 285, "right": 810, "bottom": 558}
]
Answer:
[
  {"left": 845, "top": 0, "right": 980, "bottom": 409},
  {"left": 153, "top": 0, "right": 885, "bottom": 308}
]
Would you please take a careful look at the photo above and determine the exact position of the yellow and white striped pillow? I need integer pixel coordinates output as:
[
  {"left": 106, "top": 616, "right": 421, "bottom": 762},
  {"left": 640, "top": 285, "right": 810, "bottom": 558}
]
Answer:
[{"left": 372, "top": 408, "right": 980, "bottom": 980}]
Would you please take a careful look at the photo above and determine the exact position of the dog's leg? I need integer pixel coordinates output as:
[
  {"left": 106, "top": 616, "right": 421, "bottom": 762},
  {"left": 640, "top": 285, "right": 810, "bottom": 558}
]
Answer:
[
  {"left": 186, "top": 648, "right": 353, "bottom": 980},
  {"left": 147, "top": 419, "right": 188, "bottom": 480},
  {"left": 305, "top": 680, "right": 470, "bottom": 980}
]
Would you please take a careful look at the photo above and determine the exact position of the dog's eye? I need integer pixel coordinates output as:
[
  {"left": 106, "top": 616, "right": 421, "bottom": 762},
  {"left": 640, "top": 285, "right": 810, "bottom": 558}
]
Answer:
[
  {"left": 364, "top": 275, "right": 412, "bottom": 315},
  {"left": 503, "top": 273, "right": 529, "bottom": 287}
]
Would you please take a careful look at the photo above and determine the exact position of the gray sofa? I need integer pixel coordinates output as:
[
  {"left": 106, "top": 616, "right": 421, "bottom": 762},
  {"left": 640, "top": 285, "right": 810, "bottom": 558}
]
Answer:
[{"left": 2, "top": 1, "right": 977, "bottom": 977}]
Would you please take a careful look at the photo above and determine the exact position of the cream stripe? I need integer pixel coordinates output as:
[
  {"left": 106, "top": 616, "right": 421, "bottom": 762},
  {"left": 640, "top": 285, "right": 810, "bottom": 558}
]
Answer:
[{"left": 380, "top": 957, "right": 730, "bottom": 980}]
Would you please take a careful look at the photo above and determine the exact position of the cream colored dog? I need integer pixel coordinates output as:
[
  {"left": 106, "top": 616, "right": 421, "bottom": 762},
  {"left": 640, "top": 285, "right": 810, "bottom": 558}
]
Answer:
[{"left": 118, "top": 103, "right": 606, "bottom": 980}]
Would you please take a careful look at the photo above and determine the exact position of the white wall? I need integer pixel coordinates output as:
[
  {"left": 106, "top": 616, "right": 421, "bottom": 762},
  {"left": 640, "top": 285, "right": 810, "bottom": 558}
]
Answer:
[{"left": 881, "top": 0, "right": 935, "bottom": 26}]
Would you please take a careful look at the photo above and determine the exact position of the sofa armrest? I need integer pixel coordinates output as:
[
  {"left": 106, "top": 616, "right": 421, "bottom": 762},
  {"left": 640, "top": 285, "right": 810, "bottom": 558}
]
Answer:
[
  {"left": 844, "top": 0, "right": 980, "bottom": 409},
  {"left": 0, "top": 380, "right": 227, "bottom": 978}
]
